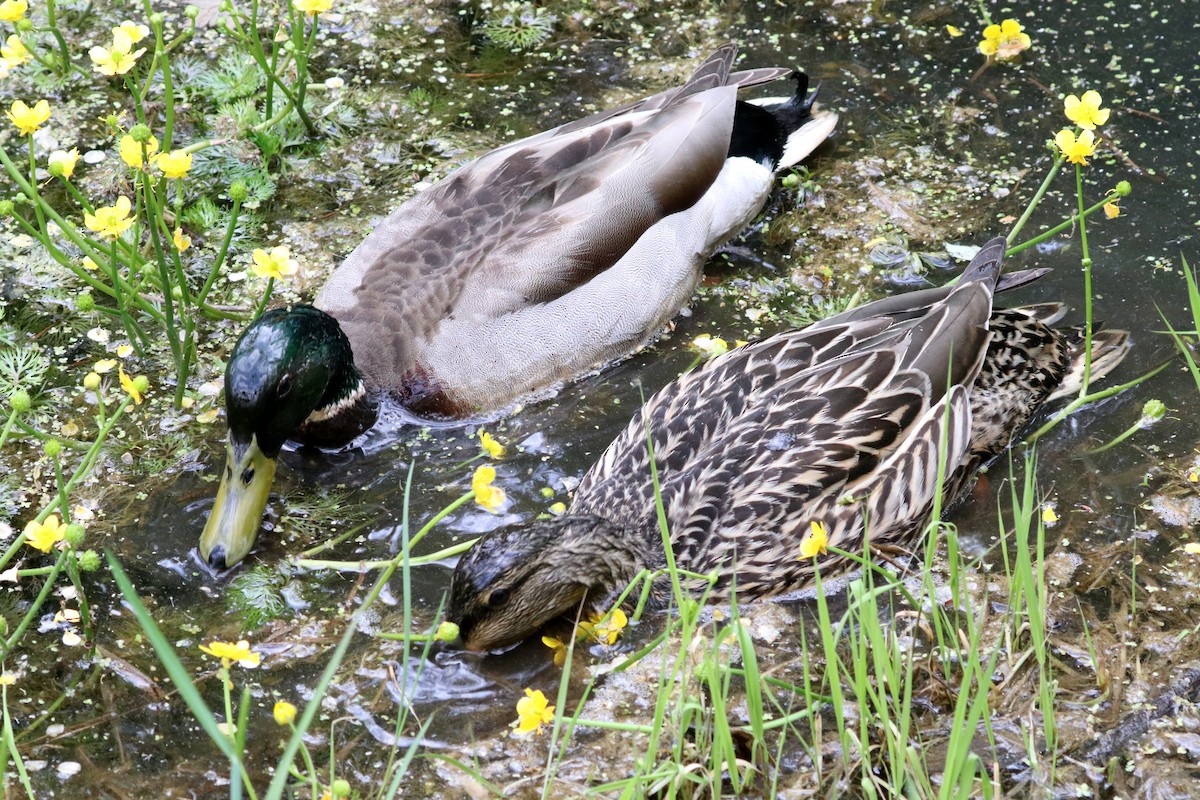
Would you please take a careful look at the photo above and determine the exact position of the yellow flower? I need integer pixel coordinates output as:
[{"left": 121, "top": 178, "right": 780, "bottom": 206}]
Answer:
[
  {"left": 293, "top": 0, "right": 334, "bottom": 15},
  {"left": 119, "top": 366, "right": 144, "bottom": 405},
  {"left": 946, "top": 24, "right": 962, "bottom": 37},
  {"left": 978, "top": 18, "right": 1031, "bottom": 60},
  {"left": 548, "top": 501, "right": 566, "bottom": 514},
  {"left": 89, "top": 29, "right": 146, "bottom": 76},
  {"left": 82, "top": 256, "right": 100, "bottom": 271},
  {"left": 116, "top": 344, "right": 134, "bottom": 357},
  {"left": 0, "top": 673, "right": 16, "bottom": 686},
  {"left": 84, "top": 196, "right": 135, "bottom": 240},
  {"left": 0, "top": 0, "right": 27, "bottom": 22},
  {"left": 1103, "top": 201, "right": 1120, "bottom": 219},
  {"left": 199, "top": 639, "right": 261, "bottom": 668},
  {"left": 798, "top": 520, "right": 829, "bottom": 559},
  {"left": 173, "top": 226, "right": 191, "bottom": 252},
  {"left": 1183, "top": 542, "right": 1200, "bottom": 555},
  {"left": 24, "top": 515, "right": 65, "bottom": 553},
  {"left": 1064, "top": 90, "right": 1110, "bottom": 131},
  {"left": 119, "top": 133, "right": 159, "bottom": 169},
  {"left": 6, "top": 99, "right": 50, "bottom": 136},
  {"left": 514, "top": 688, "right": 554, "bottom": 735},
  {"left": 692, "top": 334, "right": 729, "bottom": 359},
  {"left": 472, "top": 465, "right": 506, "bottom": 514},
  {"left": 114, "top": 20, "right": 150, "bottom": 44},
  {"left": 541, "top": 635, "right": 569, "bottom": 667},
  {"left": 1055, "top": 128, "right": 1098, "bottom": 165},
  {"left": 251, "top": 245, "right": 299, "bottom": 281},
  {"left": 93, "top": 358, "right": 117, "bottom": 373},
  {"left": 155, "top": 149, "right": 193, "bottom": 179},
  {"left": 273, "top": 701, "right": 297, "bottom": 726},
  {"left": 48, "top": 148, "right": 80, "bottom": 179},
  {"left": 1188, "top": 468, "right": 1199, "bottom": 483},
  {"left": 579, "top": 608, "right": 628, "bottom": 645},
  {"left": 1, "top": 34, "right": 30, "bottom": 66},
  {"left": 1041, "top": 506, "right": 1059, "bottom": 525},
  {"left": 479, "top": 430, "right": 505, "bottom": 459}
]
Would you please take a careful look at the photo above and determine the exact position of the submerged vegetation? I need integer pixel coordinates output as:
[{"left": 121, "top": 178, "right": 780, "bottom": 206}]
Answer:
[{"left": 0, "top": 0, "right": 1198, "bottom": 797}]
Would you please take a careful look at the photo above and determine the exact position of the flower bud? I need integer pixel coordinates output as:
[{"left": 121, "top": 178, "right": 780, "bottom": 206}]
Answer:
[
  {"left": 47, "top": 161, "right": 65, "bottom": 178},
  {"left": 433, "top": 621, "right": 460, "bottom": 642},
  {"left": 149, "top": 12, "right": 164, "bottom": 25},
  {"left": 171, "top": 285, "right": 183, "bottom": 300},
  {"left": 63, "top": 523, "right": 85, "bottom": 548},
  {"left": 43, "top": 439, "right": 62, "bottom": 458},
  {"left": 185, "top": 5, "right": 200, "bottom": 18},
  {"left": 0, "top": 200, "right": 13, "bottom": 217},
  {"left": 1115, "top": 180, "right": 1132, "bottom": 197},
  {"left": 129, "top": 123, "right": 153, "bottom": 143},
  {"left": 8, "top": 389, "right": 31, "bottom": 413},
  {"left": 781, "top": 172, "right": 799, "bottom": 188},
  {"left": 15, "top": 17, "right": 31, "bottom": 32},
  {"left": 331, "top": 779, "right": 351, "bottom": 798},
  {"left": 133, "top": 375, "right": 150, "bottom": 394},
  {"left": 77, "top": 292, "right": 95, "bottom": 313},
  {"left": 83, "top": 372, "right": 101, "bottom": 391},
  {"left": 229, "top": 180, "right": 249, "bottom": 202},
  {"left": 1141, "top": 399, "right": 1167, "bottom": 423},
  {"left": 104, "top": 114, "right": 121, "bottom": 132},
  {"left": 78, "top": 550, "right": 101, "bottom": 571}
]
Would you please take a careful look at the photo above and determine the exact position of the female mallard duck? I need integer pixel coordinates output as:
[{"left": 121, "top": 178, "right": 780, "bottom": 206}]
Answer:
[
  {"left": 199, "top": 45, "right": 838, "bottom": 569},
  {"left": 447, "top": 238, "right": 1131, "bottom": 651}
]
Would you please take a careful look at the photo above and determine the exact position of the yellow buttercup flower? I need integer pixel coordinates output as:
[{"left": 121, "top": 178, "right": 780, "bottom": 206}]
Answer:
[
  {"left": 1055, "top": 128, "right": 1098, "bottom": 165},
  {"left": 0, "top": 0, "right": 27, "bottom": 23},
  {"left": 173, "top": 226, "right": 191, "bottom": 252},
  {"left": 24, "top": 515, "right": 65, "bottom": 552},
  {"left": 472, "top": 465, "right": 507, "bottom": 513},
  {"left": 82, "top": 256, "right": 100, "bottom": 271},
  {"left": 119, "top": 366, "right": 144, "bottom": 405},
  {"left": 293, "top": 0, "right": 334, "bottom": 15},
  {"left": 579, "top": 608, "right": 628, "bottom": 645},
  {"left": 1041, "top": 506, "right": 1058, "bottom": 525},
  {"left": 48, "top": 148, "right": 80, "bottom": 180},
  {"left": 114, "top": 20, "right": 150, "bottom": 44},
  {"left": 479, "top": 430, "right": 505, "bottom": 459},
  {"left": 273, "top": 701, "right": 297, "bottom": 726},
  {"left": 6, "top": 99, "right": 50, "bottom": 136},
  {"left": 84, "top": 196, "right": 135, "bottom": 240},
  {"left": 798, "top": 520, "right": 829, "bottom": 559},
  {"left": 945, "top": 24, "right": 962, "bottom": 37},
  {"left": 0, "top": 673, "right": 16, "bottom": 686},
  {"left": 1064, "top": 90, "right": 1110, "bottom": 131},
  {"left": 119, "top": 133, "right": 159, "bottom": 169},
  {"left": 692, "top": 334, "right": 729, "bottom": 359},
  {"left": 514, "top": 688, "right": 554, "bottom": 735},
  {"left": 156, "top": 149, "right": 193, "bottom": 179},
  {"left": 199, "top": 639, "right": 261, "bottom": 668},
  {"left": 1103, "top": 201, "right": 1120, "bottom": 219},
  {"left": 541, "top": 635, "right": 569, "bottom": 667},
  {"left": 93, "top": 358, "right": 117, "bottom": 373},
  {"left": 251, "top": 245, "right": 299, "bottom": 281},
  {"left": 1, "top": 34, "right": 30, "bottom": 66},
  {"left": 89, "top": 29, "right": 146, "bottom": 76},
  {"left": 978, "top": 18, "right": 1031, "bottom": 60}
]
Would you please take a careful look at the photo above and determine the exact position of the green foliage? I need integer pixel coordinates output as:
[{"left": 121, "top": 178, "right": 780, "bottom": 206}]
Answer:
[
  {"left": 192, "top": 53, "right": 267, "bottom": 105},
  {"left": 479, "top": 2, "right": 556, "bottom": 51},
  {"left": 0, "top": 344, "right": 49, "bottom": 397},
  {"left": 228, "top": 564, "right": 291, "bottom": 628}
]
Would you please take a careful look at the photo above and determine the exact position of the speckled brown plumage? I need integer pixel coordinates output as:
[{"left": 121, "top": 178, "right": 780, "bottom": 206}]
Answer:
[{"left": 448, "top": 238, "right": 1131, "bottom": 651}]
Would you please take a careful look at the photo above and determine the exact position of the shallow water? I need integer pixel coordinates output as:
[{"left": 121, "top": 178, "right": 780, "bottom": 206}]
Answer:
[{"left": 11, "top": 0, "right": 1200, "bottom": 796}]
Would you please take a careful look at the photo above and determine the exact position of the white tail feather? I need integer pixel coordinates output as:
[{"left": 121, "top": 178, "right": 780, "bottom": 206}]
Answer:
[{"left": 776, "top": 109, "right": 837, "bottom": 171}]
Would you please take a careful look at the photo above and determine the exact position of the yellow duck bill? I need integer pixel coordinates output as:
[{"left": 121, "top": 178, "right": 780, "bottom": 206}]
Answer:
[{"left": 199, "top": 434, "right": 277, "bottom": 569}]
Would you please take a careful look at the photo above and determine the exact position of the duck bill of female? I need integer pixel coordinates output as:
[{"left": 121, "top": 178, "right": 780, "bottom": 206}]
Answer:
[{"left": 199, "top": 433, "right": 277, "bottom": 570}]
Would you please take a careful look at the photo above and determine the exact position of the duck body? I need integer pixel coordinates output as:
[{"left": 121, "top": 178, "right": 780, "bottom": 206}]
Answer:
[
  {"left": 448, "top": 238, "right": 1131, "bottom": 651},
  {"left": 201, "top": 44, "right": 837, "bottom": 569}
]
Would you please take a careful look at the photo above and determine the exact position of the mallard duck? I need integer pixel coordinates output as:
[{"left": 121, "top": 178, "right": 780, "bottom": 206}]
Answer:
[
  {"left": 199, "top": 45, "right": 839, "bottom": 569},
  {"left": 447, "top": 238, "right": 1131, "bottom": 651}
]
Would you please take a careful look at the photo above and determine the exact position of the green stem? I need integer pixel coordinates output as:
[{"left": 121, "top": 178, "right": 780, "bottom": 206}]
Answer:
[
  {"left": 43, "top": 0, "right": 72, "bottom": 74},
  {"left": 1006, "top": 193, "right": 1118, "bottom": 258},
  {"left": 254, "top": 276, "right": 275, "bottom": 318},
  {"left": 26, "top": 137, "right": 45, "bottom": 233},
  {"left": 1007, "top": 155, "right": 1064, "bottom": 245},
  {"left": 1076, "top": 164, "right": 1094, "bottom": 397},
  {"left": 1025, "top": 361, "right": 1171, "bottom": 444},
  {"left": 196, "top": 198, "right": 242, "bottom": 307}
]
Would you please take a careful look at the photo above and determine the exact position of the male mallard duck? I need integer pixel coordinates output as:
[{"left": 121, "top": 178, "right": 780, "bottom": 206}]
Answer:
[
  {"left": 199, "top": 45, "right": 838, "bottom": 569},
  {"left": 447, "top": 238, "right": 1131, "bottom": 651}
]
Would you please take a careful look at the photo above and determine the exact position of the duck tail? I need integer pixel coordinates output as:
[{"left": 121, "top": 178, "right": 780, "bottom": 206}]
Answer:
[
  {"left": 1047, "top": 327, "right": 1132, "bottom": 402},
  {"left": 729, "top": 70, "right": 837, "bottom": 171},
  {"left": 957, "top": 236, "right": 1007, "bottom": 292}
]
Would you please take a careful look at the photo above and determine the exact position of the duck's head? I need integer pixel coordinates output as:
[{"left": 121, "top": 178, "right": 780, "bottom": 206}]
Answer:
[
  {"left": 447, "top": 515, "right": 649, "bottom": 652},
  {"left": 200, "top": 305, "right": 375, "bottom": 570}
]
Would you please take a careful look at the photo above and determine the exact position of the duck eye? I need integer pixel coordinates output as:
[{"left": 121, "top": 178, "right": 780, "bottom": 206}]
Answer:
[
  {"left": 486, "top": 587, "right": 510, "bottom": 608},
  {"left": 278, "top": 374, "right": 293, "bottom": 397}
]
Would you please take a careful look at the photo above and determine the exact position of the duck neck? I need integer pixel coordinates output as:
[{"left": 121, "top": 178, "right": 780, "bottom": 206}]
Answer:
[
  {"left": 296, "top": 360, "right": 377, "bottom": 448},
  {"left": 549, "top": 514, "right": 668, "bottom": 612}
]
